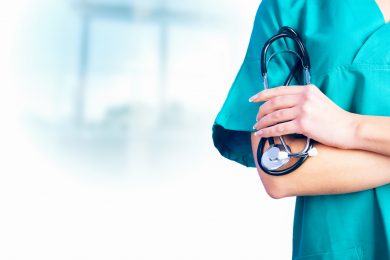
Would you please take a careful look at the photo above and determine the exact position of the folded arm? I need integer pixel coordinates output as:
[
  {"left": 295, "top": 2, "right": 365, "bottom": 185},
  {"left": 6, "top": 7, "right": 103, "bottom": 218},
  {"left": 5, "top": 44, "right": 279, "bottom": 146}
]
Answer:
[
  {"left": 251, "top": 134, "right": 390, "bottom": 199},
  {"left": 250, "top": 85, "right": 390, "bottom": 156},
  {"left": 248, "top": 85, "right": 390, "bottom": 198},
  {"left": 352, "top": 115, "right": 390, "bottom": 156}
]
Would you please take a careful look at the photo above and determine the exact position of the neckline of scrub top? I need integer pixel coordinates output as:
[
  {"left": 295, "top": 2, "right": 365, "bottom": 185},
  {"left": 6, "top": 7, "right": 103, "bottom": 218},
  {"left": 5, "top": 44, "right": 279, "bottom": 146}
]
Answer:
[
  {"left": 373, "top": 0, "right": 390, "bottom": 25},
  {"left": 352, "top": 21, "right": 390, "bottom": 64},
  {"left": 352, "top": 1, "right": 390, "bottom": 65}
]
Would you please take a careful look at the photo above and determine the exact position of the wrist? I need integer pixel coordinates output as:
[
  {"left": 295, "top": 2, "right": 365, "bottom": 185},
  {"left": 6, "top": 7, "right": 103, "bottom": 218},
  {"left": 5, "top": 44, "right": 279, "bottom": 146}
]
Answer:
[{"left": 348, "top": 113, "right": 366, "bottom": 150}]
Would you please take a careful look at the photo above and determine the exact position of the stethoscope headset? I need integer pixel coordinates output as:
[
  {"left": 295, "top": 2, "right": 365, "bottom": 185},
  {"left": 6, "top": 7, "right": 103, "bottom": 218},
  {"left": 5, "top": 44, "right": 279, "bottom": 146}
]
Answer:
[{"left": 256, "top": 26, "right": 318, "bottom": 176}]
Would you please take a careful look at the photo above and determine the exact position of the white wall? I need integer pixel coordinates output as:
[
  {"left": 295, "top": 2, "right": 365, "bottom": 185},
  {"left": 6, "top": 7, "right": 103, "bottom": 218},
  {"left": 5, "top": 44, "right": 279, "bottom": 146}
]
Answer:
[{"left": 0, "top": 0, "right": 295, "bottom": 259}]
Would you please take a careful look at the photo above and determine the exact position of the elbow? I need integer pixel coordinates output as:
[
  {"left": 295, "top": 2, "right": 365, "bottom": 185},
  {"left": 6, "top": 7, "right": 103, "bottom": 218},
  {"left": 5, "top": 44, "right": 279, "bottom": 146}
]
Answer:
[
  {"left": 257, "top": 168, "right": 292, "bottom": 199},
  {"left": 264, "top": 182, "right": 289, "bottom": 199}
]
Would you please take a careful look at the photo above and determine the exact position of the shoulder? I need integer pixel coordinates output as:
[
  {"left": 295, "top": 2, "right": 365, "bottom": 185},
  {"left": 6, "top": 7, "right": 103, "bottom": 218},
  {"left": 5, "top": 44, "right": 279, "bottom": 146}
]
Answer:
[{"left": 244, "top": 0, "right": 308, "bottom": 61}]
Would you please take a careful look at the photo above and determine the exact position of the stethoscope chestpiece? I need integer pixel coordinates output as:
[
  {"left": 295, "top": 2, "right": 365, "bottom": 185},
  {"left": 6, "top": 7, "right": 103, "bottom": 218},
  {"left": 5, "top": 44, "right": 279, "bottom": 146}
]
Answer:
[{"left": 261, "top": 144, "right": 290, "bottom": 171}]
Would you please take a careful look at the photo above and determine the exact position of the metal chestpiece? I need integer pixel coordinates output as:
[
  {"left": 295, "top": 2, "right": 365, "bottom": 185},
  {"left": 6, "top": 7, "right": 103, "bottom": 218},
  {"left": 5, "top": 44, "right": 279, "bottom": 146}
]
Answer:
[{"left": 261, "top": 144, "right": 291, "bottom": 171}]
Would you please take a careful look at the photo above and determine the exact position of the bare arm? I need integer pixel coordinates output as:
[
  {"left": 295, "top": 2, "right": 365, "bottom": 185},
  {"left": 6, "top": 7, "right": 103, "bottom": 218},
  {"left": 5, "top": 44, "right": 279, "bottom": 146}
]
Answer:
[
  {"left": 248, "top": 84, "right": 390, "bottom": 198},
  {"left": 353, "top": 115, "right": 390, "bottom": 156},
  {"left": 250, "top": 85, "right": 390, "bottom": 156},
  {"left": 251, "top": 133, "right": 390, "bottom": 199}
]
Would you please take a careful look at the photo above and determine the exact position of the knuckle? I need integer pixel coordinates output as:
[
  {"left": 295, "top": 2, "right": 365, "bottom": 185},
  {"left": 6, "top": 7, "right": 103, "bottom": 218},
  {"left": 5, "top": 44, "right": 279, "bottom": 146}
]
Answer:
[
  {"left": 277, "top": 109, "right": 285, "bottom": 118},
  {"left": 272, "top": 97, "right": 281, "bottom": 106},
  {"left": 280, "top": 95, "right": 288, "bottom": 104},
  {"left": 267, "top": 99, "right": 275, "bottom": 108},
  {"left": 259, "top": 104, "right": 268, "bottom": 116},
  {"left": 257, "top": 118, "right": 266, "bottom": 129},
  {"left": 276, "top": 124, "right": 285, "bottom": 134},
  {"left": 302, "top": 88, "right": 311, "bottom": 100},
  {"left": 301, "top": 103, "right": 311, "bottom": 115},
  {"left": 296, "top": 118, "right": 308, "bottom": 134},
  {"left": 258, "top": 105, "right": 265, "bottom": 118},
  {"left": 271, "top": 111, "right": 279, "bottom": 120}
]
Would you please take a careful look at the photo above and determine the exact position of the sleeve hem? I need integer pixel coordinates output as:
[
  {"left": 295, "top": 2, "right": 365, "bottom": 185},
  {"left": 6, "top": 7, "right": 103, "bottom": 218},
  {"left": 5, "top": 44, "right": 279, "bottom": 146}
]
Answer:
[{"left": 212, "top": 123, "right": 256, "bottom": 168}]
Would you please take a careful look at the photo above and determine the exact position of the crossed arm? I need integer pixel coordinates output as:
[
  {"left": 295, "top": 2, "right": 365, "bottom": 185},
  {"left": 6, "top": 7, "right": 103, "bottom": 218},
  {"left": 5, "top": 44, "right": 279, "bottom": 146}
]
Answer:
[
  {"left": 251, "top": 134, "right": 390, "bottom": 199},
  {"left": 248, "top": 85, "right": 390, "bottom": 198}
]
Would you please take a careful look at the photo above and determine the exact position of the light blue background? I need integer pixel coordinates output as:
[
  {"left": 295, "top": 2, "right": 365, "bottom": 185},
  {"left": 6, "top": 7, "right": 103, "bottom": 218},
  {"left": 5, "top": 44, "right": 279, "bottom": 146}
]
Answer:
[{"left": 0, "top": 0, "right": 295, "bottom": 259}]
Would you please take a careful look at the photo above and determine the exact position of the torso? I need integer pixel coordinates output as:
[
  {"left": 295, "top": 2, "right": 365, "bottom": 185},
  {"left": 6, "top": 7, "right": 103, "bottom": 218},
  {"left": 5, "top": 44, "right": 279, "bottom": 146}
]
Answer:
[{"left": 291, "top": 0, "right": 390, "bottom": 258}]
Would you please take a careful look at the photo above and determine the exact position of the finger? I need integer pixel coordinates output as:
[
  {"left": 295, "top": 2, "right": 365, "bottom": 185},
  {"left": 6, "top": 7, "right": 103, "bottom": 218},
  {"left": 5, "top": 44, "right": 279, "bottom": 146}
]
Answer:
[
  {"left": 249, "top": 85, "right": 308, "bottom": 103},
  {"left": 254, "top": 107, "right": 300, "bottom": 130},
  {"left": 254, "top": 120, "right": 301, "bottom": 138},
  {"left": 256, "top": 94, "right": 301, "bottom": 121}
]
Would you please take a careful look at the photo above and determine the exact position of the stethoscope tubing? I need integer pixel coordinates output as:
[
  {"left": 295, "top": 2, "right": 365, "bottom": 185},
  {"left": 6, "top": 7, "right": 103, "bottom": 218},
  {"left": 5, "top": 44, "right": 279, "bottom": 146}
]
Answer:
[{"left": 257, "top": 26, "right": 314, "bottom": 175}]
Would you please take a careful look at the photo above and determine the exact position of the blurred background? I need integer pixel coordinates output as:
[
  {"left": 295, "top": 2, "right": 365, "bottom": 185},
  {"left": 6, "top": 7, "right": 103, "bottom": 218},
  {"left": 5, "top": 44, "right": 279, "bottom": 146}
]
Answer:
[{"left": 0, "top": 0, "right": 295, "bottom": 259}]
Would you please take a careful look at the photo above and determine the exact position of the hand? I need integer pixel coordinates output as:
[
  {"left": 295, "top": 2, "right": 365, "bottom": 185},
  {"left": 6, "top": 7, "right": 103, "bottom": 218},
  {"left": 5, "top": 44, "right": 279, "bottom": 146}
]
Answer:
[{"left": 249, "top": 84, "right": 359, "bottom": 149}]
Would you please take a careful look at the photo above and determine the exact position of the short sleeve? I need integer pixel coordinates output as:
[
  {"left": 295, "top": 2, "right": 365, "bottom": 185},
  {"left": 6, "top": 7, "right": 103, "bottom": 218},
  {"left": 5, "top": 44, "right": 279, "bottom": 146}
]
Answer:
[
  {"left": 212, "top": 59, "right": 262, "bottom": 168},
  {"left": 212, "top": 0, "right": 299, "bottom": 168}
]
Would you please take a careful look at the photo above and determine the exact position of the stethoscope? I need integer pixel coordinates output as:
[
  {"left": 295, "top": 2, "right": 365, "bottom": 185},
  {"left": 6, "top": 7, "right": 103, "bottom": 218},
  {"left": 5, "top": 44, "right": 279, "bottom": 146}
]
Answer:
[{"left": 256, "top": 26, "right": 318, "bottom": 176}]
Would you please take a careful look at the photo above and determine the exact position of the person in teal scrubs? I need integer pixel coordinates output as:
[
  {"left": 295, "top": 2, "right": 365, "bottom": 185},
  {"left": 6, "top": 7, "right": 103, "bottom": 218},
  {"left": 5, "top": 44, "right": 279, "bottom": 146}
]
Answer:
[{"left": 212, "top": 0, "right": 390, "bottom": 259}]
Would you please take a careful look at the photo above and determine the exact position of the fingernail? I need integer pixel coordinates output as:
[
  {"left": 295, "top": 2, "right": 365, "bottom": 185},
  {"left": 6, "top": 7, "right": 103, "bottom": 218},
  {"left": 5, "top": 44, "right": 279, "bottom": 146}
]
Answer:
[
  {"left": 252, "top": 123, "right": 258, "bottom": 130},
  {"left": 248, "top": 94, "right": 257, "bottom": 102},
  {"left": 254, "top": 130, "right": 263, "bottom": 136}
]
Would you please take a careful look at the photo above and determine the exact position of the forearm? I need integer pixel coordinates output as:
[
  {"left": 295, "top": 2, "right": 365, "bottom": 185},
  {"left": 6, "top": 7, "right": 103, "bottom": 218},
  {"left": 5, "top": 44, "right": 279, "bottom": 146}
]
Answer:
[
  {"left": 250, "top": 85, "right": 390, "bottom": 156},
  {"left": 352, "top": 114, "right": 390, "bottom": 156},
  {"left": 251, "top": 133, "right": 390, "bottom": 198}
]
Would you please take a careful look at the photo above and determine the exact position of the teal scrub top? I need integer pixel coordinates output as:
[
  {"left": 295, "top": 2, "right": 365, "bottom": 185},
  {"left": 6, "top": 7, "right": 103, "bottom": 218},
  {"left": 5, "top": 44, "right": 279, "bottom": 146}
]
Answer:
[{"left": 212, "top": 0, "right": 390, "bottom": 259}]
